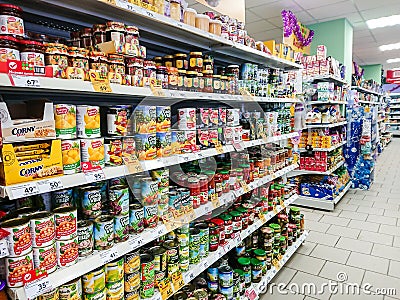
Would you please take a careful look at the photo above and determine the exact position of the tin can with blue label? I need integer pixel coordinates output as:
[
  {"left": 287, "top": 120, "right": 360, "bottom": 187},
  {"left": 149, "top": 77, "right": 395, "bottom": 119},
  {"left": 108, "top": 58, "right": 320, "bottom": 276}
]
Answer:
[
  {"left": 143, "top": 204, "right": 158, "bottom": 228},
  {"left": 52, "top": 189, "right": 74, "bottom": 208},
  {"left": 114, "top": 214, "right": 129, "bottom": 243},
  {"left": 141, "top": 177, "right": 159, "bottom": 206},
  {"left": 80, "top": 186, "right": 102, "bottom": 219},
  {"left": 207, "top": 263, "right": 219, "bottom": 282},
  {"left": 94, "top": 215, "right": 114, "bottom": 250},
  {"left": 109, "top": 185, "right": 129, "bottom": 216},
  {"left": 195, "top": 222, "right": 209, "bottom": 258},
  {"left": 129, "top": 204, "right": 144, "bottom": 233}
]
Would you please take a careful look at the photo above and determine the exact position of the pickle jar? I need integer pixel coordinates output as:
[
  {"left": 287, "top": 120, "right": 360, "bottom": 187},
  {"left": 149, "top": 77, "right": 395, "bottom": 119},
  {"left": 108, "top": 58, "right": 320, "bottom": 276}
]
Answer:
[
  {"left": 189, "top": 51, "right": 203, "bottom": 72},
  {"left": 92, "top": 24, "right": 106, "bottom": 45},
  {"left": 174, "top": 53, "right": 187, "bottom": 70}
]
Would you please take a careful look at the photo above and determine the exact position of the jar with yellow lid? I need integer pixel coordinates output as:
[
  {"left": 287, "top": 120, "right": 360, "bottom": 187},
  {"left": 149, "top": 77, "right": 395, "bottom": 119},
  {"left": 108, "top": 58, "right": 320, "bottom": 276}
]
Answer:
[
  {"left": 186, "top": 71, "right": 197, "bottom": 92},
  {"left": 154, "top": 0, "right": 165, "bottom": 15},
  {"left": 198, "top": 72, "right": 204, "bottom": 92},
  {"left": 203, "top": 70, "right": 213, "bottom": 93},
  {"left": 168, "top": 67, "right": 178, "bottom": 90},
  {"left": 221, "top": 75, "right": 228, "bottom": 94},
  {"left": 174, "top": 53, "right": 187, "bottom": 70},
  {"left": 189, "top": 52, "right": 203, "bottom": 72},
  {"left": 163, "top": 55, "right": 174, "bottom": 67},
  {"left": 178, "top": 69, "right": 186, "bottom": 91},
  {"left": 154, "top": 56, "right": 163, "bottom": 67}
]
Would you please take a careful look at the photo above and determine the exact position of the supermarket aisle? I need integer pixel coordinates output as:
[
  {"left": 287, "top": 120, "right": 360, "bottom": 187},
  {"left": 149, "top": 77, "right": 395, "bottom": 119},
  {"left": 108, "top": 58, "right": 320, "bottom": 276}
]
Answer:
[{"left": 262, "top": 139, "right": 400, "bottom": 300}]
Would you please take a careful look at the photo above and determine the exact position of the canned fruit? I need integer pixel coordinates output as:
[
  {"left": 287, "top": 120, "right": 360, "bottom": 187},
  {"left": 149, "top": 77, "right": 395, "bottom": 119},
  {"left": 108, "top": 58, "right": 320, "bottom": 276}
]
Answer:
[
  {"left": 80, "top": 138, "right": 105, "bottom": 168},
  {"left": 61, "top": 140, "right": 81, "bottom": 174},
  {"left": 77, "top": 220, "right": 94, "bottom": 257},
  {"left": 141, "top": 178, "right": 159, "bottom": 205},
  {"left": 5, "top": 251, "right": 34, "bottom": 287},
  {"left": 53, "top": 207, "right": 77, "bottom": 240},
  {"left": 107, "top": 105, "right": 132, "bottom": 136},
  {"left": 125, "top": 252, "right": 140, "bottom": 274},
  {"left": 77, "top": 105, "right": 101, "bottom": 138},
  {"left": 94, "top": 216, "right": 114, "bottom": 250},
  {"left": 55, "top": 104, "right": 77, "bottom": 139},
  {"left": 125, "top": 289, "right": 139, "bottom": 300},
  {"left": 56, "top": 238, "right": 79, "bottom": 267},
  {"left": 52, "top": 189, "right": 74, "bottom": 208},
  {"left": 106, "top": 280, "right": 124, "bottom": 300},
  {"left": 83, "top": 289, "right": 106, "bottom": 300},
  {"left": 105, "top": 258, "right": 124, "bottom": 283},
  {"left": 30, "top": 212, "right": 56, "bottom": 248},
  {"left": 104, "top": 138, "right": 123, "bottom": 166},
  {"left": 83, "top": 267, "right": 105, "bottom": 294},
  {"left": 33, "top": 243, "right": 57, "bottom": 274},
  {"left": 109, "top": 185, "right": 129, "bottom": 216},
  {"left": 134, "top": 133, "right": 156, "bottom": 161},
  {"left": 178, "top": 108, "right": 196, "bottom": 130},
  {"left": 1, "top": 217, "right": 32, "bottom": 257},
  {"left": 129, "top": 204, "right": 144, "bottom": 234},
  {"left": 156, "top": 132, "right": 172, "bottom": 157},
  {"left": 114, "top": 214, "right": 129, "bottom": 243},
  {"left": 156, "top": 106, "right": 171, "bottom": 132},
  {"left": 133, "top": 106, "right": 156, "bottom": 134},
  {"left": 81, "top": 187, "right": 102, "bottom": 218}
]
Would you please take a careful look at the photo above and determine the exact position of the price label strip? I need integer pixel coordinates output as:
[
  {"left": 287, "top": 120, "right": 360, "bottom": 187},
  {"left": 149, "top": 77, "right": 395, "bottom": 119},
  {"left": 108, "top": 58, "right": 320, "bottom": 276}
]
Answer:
[
  {"left": 211, "top": 197, "right": 221, "bottom": 209},
  {"left": 172, "top": 271, "right": 185, "bottom": 292},
  {"left": 23, "top": 270, "right": 52, "bottom": 299},
  {"left": 128, "top": 236, "right": 143, "bottom": 250},
  {"left": 10, "top": 74, "right": 41, "bottom": 88},
  {"left": 158, "top": 278, "right": 173, "bottom": 300},
  {"left": 100, "top": 249, "right": 119, "bottom": 264},
  {"left": 37, "top": 178, "right": 64, "bottom": 193},
  {"left": 123, "top": 155, "right": 144, "bottom": 174},
  {"left": 81, "top": 162, "right": 106, "bottom": 183},
  {"left": 0, "top": 239, "right": 9, "bottom": 258},
  {"left": 233, "top": 141, "right": 245, "bottom": 152},
  {"left": 258, "top": 212, "right": 266, "bottom": 223},
  {"left": 240, "top": 181, "right": 250, "bottom": 193},
  {"left": 280, "top": 199, "right": 286, "bottom": 209},
  {"left": 9, "top": 182, "right": 39, "bottom": 199},
  {"left": 150, "top": 85, "right": 166, "bottom": 97},
  {"left": 89, "top": 71, "right": 112, "bottom": 93},
  {"left": 272, "top": 258, "right": 280, "bottom": 270},
  {"left": 215, "top": 143, "right": 224, "bottom": 154}
]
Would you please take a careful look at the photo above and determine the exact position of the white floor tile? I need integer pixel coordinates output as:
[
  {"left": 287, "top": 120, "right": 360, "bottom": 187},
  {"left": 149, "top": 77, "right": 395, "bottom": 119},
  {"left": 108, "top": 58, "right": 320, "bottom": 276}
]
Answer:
[
  {"left": 336, "top": 237, "right": 373, "bottom": 254},
  {"left": 297, "top": 241, "right": 317, "bottom": 256},
  {"left": 362, "top": 271, "right": 400, "bottom": 299},
  {"left": 307, "top": 231, "right": 340, "bottom": 247},
  {"left": 319, "top": 215, "right": 350, "bottom": 227},
  {"left": 358, "top": 230, "right": 394, "bottom": 246},
  {"left": 388, "top": 260, "right": 400, "bottom": 279},
  {"left": 269, "top": 266, "right": 298, "bottom": 287},
  {"left": 289, "top": 271, "right": 331, "bottom": 300},
  {"left": 305, "top": 220, "right": 330, "bottom": 233},
  {"left": 318, "top": 261, "right": 365, "bottom": 284},
  {"left": 310, "top": 244, "right": 350, "bottom": 264},
  {"left": 339, "top": 210, "right": 368, "bottom": 221},
  {"left": 285, "top": 253, "right": 326, "bottom": 275},
  {"left": 371, "top": 244, "right": 400, "bottom": 262},
  {"left": 326, "top": 225, "right": 360, "bottom": 239},
  {"left": 379, "top": 225, "right": 400, "bottom": 237},
  {"left": 367, "top": 214, "right": 398, "bottom": 226},
  {"left": 357, "top": 206, "right": 384, "bottom": 216},
  {"left": 348, "top": 220, "right": 380, "bottom": 232},
  {"left": 336, "top": 203, "right": 359, "bottom": 212},
  {"left": 393, "top": 236, "right": 400, "bottom": 248},
  {"left": 346, "top": 252, "right": 389, "bottom": 274}
]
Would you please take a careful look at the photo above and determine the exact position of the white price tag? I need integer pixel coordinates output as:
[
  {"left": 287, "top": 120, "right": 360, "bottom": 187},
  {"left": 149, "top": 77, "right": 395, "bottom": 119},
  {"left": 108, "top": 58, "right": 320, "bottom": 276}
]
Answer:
[
  {"left": 0, "top": 239, "right": 9, "bottom": 258},
  {"left": 233, "top": 142, "right": 245, "bottom": 152},
  {"left": 24, "top": 276, "right": 52, "bottom": 299},
  {"left": 100, "top": 249, "right": 119, "bottom": 264},
  {"left": 10, "top": 75, "right": 41, "bottom": 88},
  {"left": 10, "top": 182, "right": 39, "bottom": 199},
  {"left": 128, "top": 236, "right": 143, "bottom": 250},
  {"left": 84, "top": 169, "right": 106, "bottom": 183},
  {"left": 37, "top": 178, "right": 64, "bottom": 193}
]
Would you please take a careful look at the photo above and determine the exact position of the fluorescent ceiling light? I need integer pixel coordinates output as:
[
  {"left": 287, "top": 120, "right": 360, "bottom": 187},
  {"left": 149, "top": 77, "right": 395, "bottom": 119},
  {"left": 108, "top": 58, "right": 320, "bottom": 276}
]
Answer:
[
  {"left": 379, "top": 42, "right": 400, "bottom": 51},
  {"left": 367, "top": 14, "right": 400, "bottom": 29},
  {"left": 387, "top": 58, "right": 400, "bottom": 63}
]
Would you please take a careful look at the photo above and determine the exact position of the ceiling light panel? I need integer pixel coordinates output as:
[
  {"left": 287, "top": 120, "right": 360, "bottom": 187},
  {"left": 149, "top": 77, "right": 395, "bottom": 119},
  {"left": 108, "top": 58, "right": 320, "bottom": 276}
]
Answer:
[
  {"left": 387, "top": 58, "right": 400, "bottom": 63},
  {"left": 379, "top": 42, "right": 400, "bottom": 51},
  {"left": 367, "top": 14, "right": 400, "bottom": 29}
]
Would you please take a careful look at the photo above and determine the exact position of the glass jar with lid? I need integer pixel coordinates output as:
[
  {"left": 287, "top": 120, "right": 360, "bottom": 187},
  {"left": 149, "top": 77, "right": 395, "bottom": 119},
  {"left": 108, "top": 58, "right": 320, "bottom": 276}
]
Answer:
[
  {"left": 189, "top": 52, "right": 203, "bottom": 72},
  {"left": 195, "top": 14, "right": 210, "bottom": 31},
  {"left": 202, "top": 70, "right": 213, "bottom": 93},
  {"left": 20, "top": 40, "right": 45, "bottom": 66},
  {"left": 143, "top": 59, "right": 157, "bottom": 87},
  {"left": 45, "top": 43, "right": 68, "bottom": 77},
  {"left": 89, "top": 51, "right": 108, "bottom": 76},
  {"left": 80, "top": 27, "right": 93, "bottom": 48},
  {"left": 186, "top": 71, "right": 198, "bottom": 92},
  {"left": 0, "top": 35, "right": 20, "bottom": 62},
  {"left": 221, "top": 75, "right": 228, "bottom": 94},
  {"left": 170, "top": 0, "right": 181, "bottom": 21},
  {"left": 209, "top": 20, "right": 222, "bottom": 36},
  {"left": 108, "top": 54, "right": 125, "bottom": 74},
  {"left": 68, "top": 47, "right": 89, "bottom": 79},
  {"left": 92, "top": 24, "right": 106, "bottom": 45},
  {"left": 126, "top": 57, "right": 144, "bottom": 87},
  {"left": 163, "top": 55, "right": 174, "bottom": 68},
  {"left": 198, "top": 72, "right": 204, "bottom": 92},
  {"left": 167, "top": 67, "right": 178, "bottom": 90},
  {"left": 173, "top": 53, "right": 187, "bottom": 70},
  {"left": 177, "top": 69, "right": 186, "bottom": 91},
  {"left": 213, "top": 75, "right": 221, "bottom": 93},
  {"left": 125, "top": 25, "right": 140, "bottom": 56},
  {"left": 0, "top": 4, "right": 24, "bottom": 36},
  {"left": 184, "top": 8, "right": 196, "bottom": 27},
  {"left": 154, "top": 56, "right": 163, "bottom": 67},
  {"left": 203, "top": 58, "right": 213, "bottom": 71},
  {"left": 156, "top": 66, "right": 168, "bottom": 89},
  {"left": 106, "top": 21, "right": 126, "bottom": 53}
]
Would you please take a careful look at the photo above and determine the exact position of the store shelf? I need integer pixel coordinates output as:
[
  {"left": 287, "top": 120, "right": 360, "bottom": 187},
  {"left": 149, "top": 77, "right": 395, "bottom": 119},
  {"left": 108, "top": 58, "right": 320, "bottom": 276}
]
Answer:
[
  {"left": 308, "top": 100, "right": 348, "bottom": 105},
  {"left": 249, "top": 231, "right": 309, "bottom": 297},
  {"left": 288, "top": 160, "right": 345, "bottom": 177},
  {"left": 293, "top": 182, "right": 351, "bottom": 211},
  {"left": 351, "top": 85, "right": 383, "bottom": 96},
  {"left": 357, "top": 100, "right": 380, "bottom": 105},
  {"left": 303, "top": 74, "right": 348, "bottom": 85},
  {"left": 390, "top": 105, "right": 400, "bottom": 109},
  {"left": 0, "top": 133, "right": 298, "bottom": 199},
  {"left": 298, "top": 140, "right": 346, "bottom": 152},
  {"left": 0, "top": 74, "right": 300, "bottom": 103},
  {"left": 304, "top": 121, "right": 347, "bottom": 129},
  {"left": 9, "top": 164, "right": 298, "bottom": 300}
]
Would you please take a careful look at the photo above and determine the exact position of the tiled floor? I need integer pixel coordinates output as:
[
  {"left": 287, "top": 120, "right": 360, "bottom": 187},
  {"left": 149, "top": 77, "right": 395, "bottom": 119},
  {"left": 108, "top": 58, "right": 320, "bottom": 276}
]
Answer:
[{"left": 261, "top": 139, "right": 400, "bottom": 300}]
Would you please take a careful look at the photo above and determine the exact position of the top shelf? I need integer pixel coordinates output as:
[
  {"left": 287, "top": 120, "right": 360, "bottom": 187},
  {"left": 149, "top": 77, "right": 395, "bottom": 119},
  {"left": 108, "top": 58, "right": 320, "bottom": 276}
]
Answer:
[
  {"left": 303, "top": 75, "right": 348, "bottom": 85},
  {"left": 31, "top": 0, "right": 302, "bottom": 70},
  {"left": 351, "top": 86, "right": 383, "bottom": 96}
]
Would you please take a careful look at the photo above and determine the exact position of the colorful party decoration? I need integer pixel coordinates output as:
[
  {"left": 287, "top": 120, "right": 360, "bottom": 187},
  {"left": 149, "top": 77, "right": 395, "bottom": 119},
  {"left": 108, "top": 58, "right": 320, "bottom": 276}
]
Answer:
[{"left": 281, "top": 10, "right": 314, "bottom": 48}]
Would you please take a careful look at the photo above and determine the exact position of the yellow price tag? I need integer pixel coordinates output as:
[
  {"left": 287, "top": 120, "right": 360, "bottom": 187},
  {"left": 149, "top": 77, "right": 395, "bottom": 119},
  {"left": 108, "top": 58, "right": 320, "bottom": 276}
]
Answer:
[
  {"left": 186, "top": 206, "right": 196, "bottom": 221},
  {"left": 211, "top": 197, "right": 221, "bottom": 209},
  {"left": 280, "top": 199, "right": 285, "bottom": 209},
  {"left": 258, "top": 212, "right": 266, "bottom": 223},
  {"left": 240, "top": 181, "right": 250, "bottom": 193},
  {"left": 150, "top": 85, "right": 166, "bottom": 97},
  {"left": 240, "top": 89, "right": 254, "bottom": 101},
  {"left": 158, "top": 278, "right": 173, "bottom": 300},
  {"left": 215, "top": 143, "right": 224, "bottom": 154},
  {"left": 123, "top": 155, "right": 144, "bottom": 174},
  {"left": 172, "top": 272, "right": 185, "bottom": 291},
  {"left": 272, "top": 258, "right": 280, "bottom": 270},
  {"left": 277, "top": 254, "right": 283, "bottom": 261},
  {"left": 162, "top": 212, "right": 175, "bottom": 232},
  {"left": 90, "top": 70, "right": 113, "bottom": 93},
  {"left": 273, "top": 206, "right": 278, "bottom": 214}
]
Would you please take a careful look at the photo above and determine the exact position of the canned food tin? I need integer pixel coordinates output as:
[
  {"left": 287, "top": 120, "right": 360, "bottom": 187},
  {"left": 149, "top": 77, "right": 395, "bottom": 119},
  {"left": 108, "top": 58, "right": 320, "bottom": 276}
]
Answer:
[
  {"left": 156, "top": 106, "right": 171, "bottom": 132},
  {"left": 178, "top": 108, "right": 196, "bottom": 130},
  {"left": 114, "top": 214, "right": 129, "bottom": 243},
  {"left": 207, "top": 264, "right": 219, "bottom": 282},
  {"left": 140, "top": 280, "right": 155, "bottom": 299},
  {"left": 54, "top": 104, "right": 77, "bottom": 139},
  {"left": 80, "top": 138, "right": 105, "bottom": 168},
  {"left": 124, "top": 251, "right": 140, "bottom": 274},
  {"left": 143, "top": 204, "right": 158, "bottom": 228},
  {"left": 33, "top": 242, "right": 57, "bottom": 274},
  {"left": 124, "top": 271, "right": 140, "bottom": 292},
  {"left": 133, "top": 105, "right": 156, "bottom": 134},
  {"left": 61, "top": 140, "right": 81, "bottom": 174},
  {"left": 125, "top": 288, "right": 139, "bottom": 300},
  {"left": 83, "top": 288, "right": 106, "bottom": 300},
  {"left": 94, "top": 215, "right": 114, "bottom": 250},
  {"left": 122, "top": 137, "right": 135, "bottom": 156},
  {"left": 135, "top": 133, "right": 157, "bottom": 161},
  {"left": 59, "top": 278, "right": 82, "bottom": 300},
  {"left": 106, "top": 279, "right": 124, "bottom": 300},
  {"left": 129, "top": 204, "right": 144, "bottom": 234},
  {"left": 105, "top": 257, "right": 124, "bottom": 283},
  {"left": 30, "top": 212, "right": 56, "bottom": 247},
  {"left": 219, "top": 285, "right": 233, "bottom": 300},
  {"left": 140, "top": 253, "right": 155, "bottom": 283},
  {"left": 77, "top": 220, "right": 94, "bottom": 256},
  {"left": 193, "top": 289, "right": 208, "bottom": 300},
  {"left": 56, "top": 238, "right": 79, "bottom": 267},
  {"left": 1, "top": 217, "right": 32, "bottom": 257},
  {"left": 53, "top": 207, "right": 77, "bottom": 240},
  {"left": 149, "top": 246, "right": 167, "bottom": 272},
  {"left": 107, "top": 105, "right": 132, "bottom": 136},
  {"left": 109, "top": 185, "right": 129, "bottom": 216},
  {"left": 163, "top": 240, "right": 179, "bottom": 262},
  {"left": 77, "top": 105, "right": 101, "bottom": 138},
  {"left": 52, "top": 188, "right": 74, "bottom": 208},
  {"left": 83, "top": 267, "right": 105, "bottom": 294},
  {"left": 38, "top": 288, "right": 59, "bottom": 300},
  {"left": 156, "top": 131, "right": 172, "bottom": 157},
  {"left": 219, "top": 266, "right": 233, "bottom": 287},
  {"left": 5, "top": 251, "right": 34, "bottom": 287},
  {"left": 104, "top": 137, "right": 123, "bottom": 166},
  {"left": 80, "top": 186, "right": 102, "bottom": 218}
]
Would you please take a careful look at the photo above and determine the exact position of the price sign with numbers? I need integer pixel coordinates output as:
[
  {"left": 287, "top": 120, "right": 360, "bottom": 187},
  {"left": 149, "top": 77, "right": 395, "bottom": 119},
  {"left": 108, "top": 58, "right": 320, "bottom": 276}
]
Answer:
[
  {"left": 10, "top": 74, "right": 41, "bottom": 88},
  {"left": 0, "top": 239, "right": 9, "bottom": 258},
  {"left": 273, "top": 206, "right": 278, "bottom": 215},
  {"left": 215, "top": 143, "right": 224, "bottom": 154},
  {"left": 37, "top": 178, "right": 64, "bottom": 193},
  {"left": 272, "top": 258, "right": 280, "bottom": 270},
  {"left": 123, "top": 155, "right": 144, "bottom": 174},
  {"left": 92, "top": 81, "right": 112, "bottom": 93},
  {"left": 158, "top": 278, "right": 173, "bottom": 300},
  {"left": 280, "top": 200, "right": 286, "bottom": 209},
  {"left": 233, "top": 141, "right": 245, "bottom": 152},
  {"left": 258, "top": 212, "right": 266, "bottom": 223},
  {"left": 277, "top": 253, "right": 283, "bottom": 261},
  {"left": 211, "top": 197, "right": 220, "bottom": 209},
  {"left": 172, "top": 272, "right": 185, "bottom": 291},
  {"left": 240, "top": 181, "right": 250, "bottom": 193},
  {"left": 150, "top": 85, "right": 165, "bottom": 97},
  {"left": 100, "top": 249, "right": 119, "bottom": 264},
  {"left": 82, "top": 162, "right": 106, "bottom": 183},
  {"left": 128, "top": 236, "right": 143, "bottom": 250},
  {"left": 23, "top": 269, "right": 52, "bottom": 299},
  {"left": 10, "top": 182, "right": 39, "bottom": 199}
]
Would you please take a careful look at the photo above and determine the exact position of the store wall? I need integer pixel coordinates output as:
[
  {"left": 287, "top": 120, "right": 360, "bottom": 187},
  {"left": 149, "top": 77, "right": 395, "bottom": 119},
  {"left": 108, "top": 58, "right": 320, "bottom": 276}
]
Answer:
[
  {"left": 361, "top": 64, "right": 382, "bottom": 84},
  {"left": 308, "top": 18, "right": 353, "bottom": 83}
]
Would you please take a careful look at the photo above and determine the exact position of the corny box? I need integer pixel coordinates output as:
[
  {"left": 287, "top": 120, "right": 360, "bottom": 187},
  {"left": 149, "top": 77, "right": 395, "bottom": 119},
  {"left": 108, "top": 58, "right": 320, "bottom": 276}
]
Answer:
[{"left": 0, "top": 140, "right": 63, "bottom": 185}]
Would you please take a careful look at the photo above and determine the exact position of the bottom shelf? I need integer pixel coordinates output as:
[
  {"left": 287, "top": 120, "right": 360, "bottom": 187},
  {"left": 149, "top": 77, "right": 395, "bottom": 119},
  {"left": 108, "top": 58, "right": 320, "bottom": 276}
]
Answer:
[
  {"left": 293, "top": 182, "right": 351, "bottom": 211},
  {"left": 245, "top": 231, "right": 309, "bottom": 299}
]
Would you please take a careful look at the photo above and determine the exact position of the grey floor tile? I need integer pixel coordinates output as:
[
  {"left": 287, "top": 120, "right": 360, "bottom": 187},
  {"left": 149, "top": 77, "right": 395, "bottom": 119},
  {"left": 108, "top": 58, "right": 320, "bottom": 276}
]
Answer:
[
  {"left": 297, "top": 241, "right": 317, "bottom": 256},
  {"left": 289, "top": 271, "right": 331, "bottom": 300},
  {"left": 310, "top": 244, "right": 350, "bottom": 264},
  {"left": 305, "top": 220, "right": 330, "bottom": 233},
  {"left": 307, "top": 231, "right": 340, "bottom": 247},
  {"left": 358, "top": 230, "right": 394, "bottom": 246},
  {"left": 357, "top": 206, "right": 384, "bottom": 216},
  {"left": 394, "top": 236, "right": 400, "bottom": 248},
  {"left": 388, "top": 260, "right": 400, "bottom": 279},
  {"left": 339, "top": 210, "right": 368, "bottom": 221},
  {"left": 326, "top": 225, "right": 360, "bottom": 239},
  {"left": 373, "top": 202, "right": 400, "bottom": 211},
  {"left": 371, "top": 244, "right": 400, "bottom": 262},
  {"left": 380, "top": 224, "right": 400, "bottom": 237},
  {"left": 260, "top": 290, "right": 305, "bottom": 300},
  {"left": 336, "top": 203, "right": 359, "bottom": 212},
  {"left": 285, "top": 253, "right": 326, "bottom": 275},
  {"left": 336, "top": 237, "right": 373, "bottom": 254},
  {"left": 384, "top": 209, "right": 400, "bottom": 218},
  {"left": 347, "top": 252, "right": 389, "bottom": 274},
  {"left": 367, "top": 214, "right": 398, "bottom": 226},
  {"left": 362, "top": 271, "right": 400, "bottom": 299},
  {"left": 330, "top": 288, "right": 384, "bottom": 300},
  {"left": 346, "top": 199, "right": 374, "bottom": 207},
  {"left": 319, "top": 261, "right": 365, "bottom": 284},
  {"left": 269, "top": 266, "right": 298, "bottom": 287},
  {"left": 303, "top": 211, "right": 323, "bottom": 222},
  {"left": 319, "top": 215, "right": 350, "bottom": 227},
  {"left": 348, "top": 220, "right": 380, "bottom": 232}
]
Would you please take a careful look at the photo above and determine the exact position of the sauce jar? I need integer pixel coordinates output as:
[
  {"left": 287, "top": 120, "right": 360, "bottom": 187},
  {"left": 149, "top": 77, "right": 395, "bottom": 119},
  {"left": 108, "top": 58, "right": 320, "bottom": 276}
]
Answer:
[
  {"left": 80, "top": 27, "right": 93, "bottom": 48},
  {"left": 229, "top": 211, "right": 242, "bottom": 234},
  {"left": 89, "top": 51, "right": 108, "bottom": 76},
  {"left": 154, "top": 56, "right": 163, "bottom": 67},
  {"left": 186, "top": 71, "right": 198, "bottom": 92},
  {"left": 92, "top": 24, "right": 106, "bottom": 45},
  {"left": 20, "top": 40, "right": 45, "bottom": 66},
  {"left": 251, "top": 258, "right": 262, "bottom": 283},
  {"left": 156, "top": 66, "right": 168, "bottom": 89},
  {"left": 220, "top": 170, "right": 230, "bottom": 193},
  {"left": 167, "top": 67, "right": 178, "bottom": 90},
  {"left": 0, "top": 4, "right": 24, "bottom": 36},
  {"left": 126, "top": 57, "right": 144, "bottom": 87},
  {"left": 178, "top": 69, "right": 186, "bottom": 90},
  {"left": 106, "top": 21, "right": 126, "bottom": 53},
  {"left": 198, "top": 72, "right": 204, "bottom": 92},
  {"left": 211, "top": 218, "right": 225, "bottom": 245},
  {"left": 214, "top": 173, "right": 223, "bottom": 197},
  {"left": 237, "top": 257, "right": 251, "bottom": 288},
  {"left": 163, "top": 55, "right": 173, "bottom": 68},
  {"left": 184, "top": 8, "right": 196, "bottom": 27},
  {"left": 208, "top": 223, "right": 219, "bottom": 252},
  {"left": 143, "top": 59, "right": 157, "bottom": 87},
  {"left": 221, "top": 75, "right": 228, "bottom": 94},
  {"left": 0, "top": 35, "right": 20, "bottom": 62},
  {"left": 236, "top": 207, "right": 248, "bottom": 229},
  {"left": 220, "top": 214, "right": 232, "bottom": 240},
  {"left": 188, "top": 177, "right": 201, "bottom": 209},
  {"left": 189, "top": 52, "right": 203, "bottom": 72},
  {"left": 209, "top": 20, "right": 222, "bottom": 36},
  {"left": 213, "top": 75, "right": 221, "bottom": 93},
  {"left": 198, "top": 174, "right": 209, "bottom": 205},
  {"left": 170, "top": 0, "right": 181, "bottom": 21},
  {"left": 203, "top": 70, "right": 213, "bottom": 93},
  {"left": 108, "top": 54, "right": 125, "bottom": 74},
  {"left": 195, "top": 14, "right": 210, "bottom": 32},
  {"left": 125, "top": 25, "right": 140, "bottom": 56},
  {"left": 69, "top": 31, "right": 81, "bottom": 48},
  {"left": 174, "top": 53, "right": 187, "bottom": 70},
  {"left": 203, "top": 58, "right": 213, "bottom": 71}
]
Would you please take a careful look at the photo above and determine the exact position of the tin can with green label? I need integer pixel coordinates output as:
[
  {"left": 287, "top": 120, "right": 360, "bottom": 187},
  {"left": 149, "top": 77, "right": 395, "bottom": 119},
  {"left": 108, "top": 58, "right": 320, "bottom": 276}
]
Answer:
[
  {"left": 114, "top": 214, "right": 129, "bottom": 243},
  {"left": 129, "top": 204, "right": 144, "bottom": 234},
  {"left": 105, "top": 257, "right": 124, "bottom": 283},
  {"left": 94, "top": 215, "right": 114, "bottom": 250},
  {"left": 83, "top": 289, "right": 106, "bottom": 300},
  {"left": 106, "top": 279, "right": 124, "bottom": 300},
  {"left": 82, "top": 266, "right": 105, "bottom": 294},
  {"left": 140, "top": 253, "right": 155, "bottom": 298},
  {"left": 59, "top": 278, "right": 82, "bottom": 300}
]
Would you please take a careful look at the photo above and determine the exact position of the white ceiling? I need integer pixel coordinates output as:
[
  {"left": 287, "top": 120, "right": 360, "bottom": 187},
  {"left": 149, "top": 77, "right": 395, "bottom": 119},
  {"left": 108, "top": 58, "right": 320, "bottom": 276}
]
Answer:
[{"left": 188, "top": 0, "right": 400, "bottom": 72}]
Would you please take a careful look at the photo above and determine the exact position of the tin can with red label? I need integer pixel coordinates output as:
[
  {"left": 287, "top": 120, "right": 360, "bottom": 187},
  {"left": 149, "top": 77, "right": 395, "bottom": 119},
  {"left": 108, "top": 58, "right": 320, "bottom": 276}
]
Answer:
[
  {"left": 33, "top": 242, "right": 57, "bottom": 274},
  {"left": 208, "top": 108, "right": 219, "bottom": 127},
  {"left": 30, "top": 212, "right": 56, "bottom": 248},
  {"left": 197, "top": 129, "right": 209, "bottom": 150},
  {"left": 56, "top": 238, "right": 79, "bottom": 268},
  {"left": 5, "top": 251, "right": 34, "bottom": 287},
  {"left": 178, "top": 108, "right": 196, "bottom": 130},
  {"left": 53, "top": 207, "right": 77, "bottom": 240},
  {"left": 1, "top": 217, "right": 32, "bottom": 257},
  {"left": 196, "top": 108, "right": 209, "bottom": 129}
]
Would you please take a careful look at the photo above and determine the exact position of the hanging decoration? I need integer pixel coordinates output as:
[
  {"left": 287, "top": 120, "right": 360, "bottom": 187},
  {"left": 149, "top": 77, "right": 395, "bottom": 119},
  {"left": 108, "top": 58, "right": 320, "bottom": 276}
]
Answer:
[{"left": 281, "top": 10, "right": 314, "bottom": 48}]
